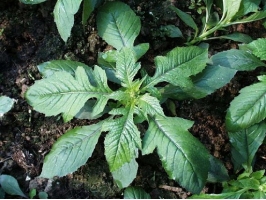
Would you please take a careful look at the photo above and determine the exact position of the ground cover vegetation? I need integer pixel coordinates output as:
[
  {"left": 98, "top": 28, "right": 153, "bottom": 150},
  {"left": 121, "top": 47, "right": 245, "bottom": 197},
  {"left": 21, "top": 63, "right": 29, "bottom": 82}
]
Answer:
[{"left": 1, "top": 0, "right": 266, "bottom": 198}]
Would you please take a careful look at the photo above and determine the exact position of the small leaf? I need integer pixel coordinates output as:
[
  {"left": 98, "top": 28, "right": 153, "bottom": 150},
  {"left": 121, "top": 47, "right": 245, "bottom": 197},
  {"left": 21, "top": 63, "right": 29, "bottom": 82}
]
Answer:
[
  {"left": 124, "top": 186, "right": 151, "bottom": 199},
  {"left": 219, "top": 33, "right": 253, "bottom": 43},
  {"left": 142, "top": 115, "right": 210, "bottom": 194},
  {"left": 170, "top": 6, "right": 198, "bottom": 32},
  {"left": 211, "top": 49, "right": 266, "bottom": 71},
  {"left": 116, "top": 48, "right": 140, "bottom": 87},
  {"left": 240, "top": 38, "right": 266, "bottom": 60},
  {"left": 53, "top": 0, "right": 83, "bottom": 42},
  {"left": 0, "top": 96, "right": 15, "bottom": 117},
  {"left": 97, "top": 1, "right": 140, "bottom": 50},
  {"left": 229, "top": 122, "right": 266, "bottom": 171},
  {"left": 38, "top": 191, "right": 48, "bottom": 199},
  {"left": 112, "top": 159, "right": 138, "bottom": 188},
  {"left": 40, "top": 123, "right": 103, "bottom": 178},
  {"left": 20, "top": 0, "right": 46, "bottom": 4},
  {"left": 161, "top": 25, "right": 183, "bottom": 38},
  {"left": 226, "top": 82, "right": 266, "bottom": 132},
  {"left": 0, "top": 175, "right": 27, "bottom": 198},
  {"left": 29, "top": 188, "right": 36, "bottom": 199},
  {"left": 144, "top": 46, "right": 208, "bottom": 89}
]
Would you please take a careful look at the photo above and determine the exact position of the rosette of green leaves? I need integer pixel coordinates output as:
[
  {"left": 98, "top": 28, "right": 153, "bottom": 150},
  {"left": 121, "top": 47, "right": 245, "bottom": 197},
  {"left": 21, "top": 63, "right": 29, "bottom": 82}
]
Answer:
[{"left": 25, "top": 1, "right": 229, "bottom": 194}]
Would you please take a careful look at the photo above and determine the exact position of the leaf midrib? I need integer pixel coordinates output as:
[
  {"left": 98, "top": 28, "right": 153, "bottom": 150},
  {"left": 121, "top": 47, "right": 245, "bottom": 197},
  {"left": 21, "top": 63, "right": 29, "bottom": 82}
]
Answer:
[{"left": 143, "top": 51, "right": 206, "bottom": 89}]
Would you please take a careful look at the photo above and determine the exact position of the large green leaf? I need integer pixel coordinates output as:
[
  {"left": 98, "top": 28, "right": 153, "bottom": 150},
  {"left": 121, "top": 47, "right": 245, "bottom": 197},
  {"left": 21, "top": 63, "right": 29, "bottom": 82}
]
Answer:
[
  {"left": 104, "top": 106, "right": 141, "bottom": 173},
  {"left": 142, "top": 115, "right": 210, "bottom": 194},
  {"left": 210, "top": 49, "right": 266, "bottom": 71},
  {"left": 144, "top": 46, "right": 208, "bottom": 90},
  {"left": 54, "top": 0, "right": 83, "bottom": 42},
  {"left": 229, "top": 122, "right": 266, "bottom": 172},
  {"left": 40, "top": 123, "right": 103, "bottom": 178},
  {"left": 124, "top": 186, "right": 151, "bottom": 199},
  {"left": 226, "top": 81, "right": 266, "bottom": 132},
  {"left": 0, "top": 175, "right": 27, "bottom": 198},
  {"left": 162, "top": 64, "right": 236, "bottom": 100},
  {"left": 0, "top": 96, "right": 15, "bottom": 117},
  {"left": 116, "top": 48, "right": 140, "bottom": 87},
  {"left": 26, "top": 66, "right": 112, "bottom": 122},
  {"left": 240, "top": 38, "right": 266, "bottom": 60},
  {"left": 96, "top": 1, "right": 140, "bottom": 50}
]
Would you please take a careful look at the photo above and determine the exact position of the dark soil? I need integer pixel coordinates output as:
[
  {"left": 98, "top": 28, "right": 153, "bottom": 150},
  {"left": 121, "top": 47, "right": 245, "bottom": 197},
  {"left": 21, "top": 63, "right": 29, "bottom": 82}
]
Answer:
[{"left": 0, "top": 0, "right": 266, "bottom": 198}]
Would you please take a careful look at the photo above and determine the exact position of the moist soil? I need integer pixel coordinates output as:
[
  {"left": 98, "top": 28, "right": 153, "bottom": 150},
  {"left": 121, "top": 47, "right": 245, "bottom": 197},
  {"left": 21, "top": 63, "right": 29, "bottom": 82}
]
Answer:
[{"left": 1, "top": 0, "right": 266, "bottom": 198}]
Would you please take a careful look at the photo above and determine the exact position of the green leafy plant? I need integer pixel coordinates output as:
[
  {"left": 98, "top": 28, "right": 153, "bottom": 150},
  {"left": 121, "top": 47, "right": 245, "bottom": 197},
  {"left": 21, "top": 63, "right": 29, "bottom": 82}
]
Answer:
[
  {"left": 20, "top": 0, "right": 103, "bottom": 42},
  {"left": 0, "top": 174, "right": 48, "bottom": 199},
  {"left": 191, "top": 122, "right": 266, "bottom": 199},
  {"left": 25, "top": 1, "right": 233, "bottom": 194},
  {"left": 0, "top": 96, "right": 15, "bottom": 118},
  {"left": 172, "top": 0, "right": 266, "bottom": 45}
]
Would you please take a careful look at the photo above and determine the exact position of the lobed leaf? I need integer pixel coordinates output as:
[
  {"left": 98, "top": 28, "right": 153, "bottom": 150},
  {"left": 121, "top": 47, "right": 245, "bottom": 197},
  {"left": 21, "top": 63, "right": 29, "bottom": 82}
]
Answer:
[
  {"left": 226, "top": 81, "right": 266, "bottom": 132},
  {"left": 142, "top": 115, "right": 210, "bottom": 194},
  {"left": 40, "top": 123, "right": 103, "bottom": 178},
  {"left": 54, "top": 0, "right": 83, "bottom": 42},
  {"left": 96, "top": 1, "right": 140, "bottom": 50},
  {"left": 229, "top": 122, "right": 266, "bottom": 172},
  {"left": 26, "top": 66, "right": 112, "bottom": 122},
  {"left": 144, "top": 46, "right": 208, "bottom": 89},
  {"left": 104, "top": 106, "right": 141, "bottom": 173}
]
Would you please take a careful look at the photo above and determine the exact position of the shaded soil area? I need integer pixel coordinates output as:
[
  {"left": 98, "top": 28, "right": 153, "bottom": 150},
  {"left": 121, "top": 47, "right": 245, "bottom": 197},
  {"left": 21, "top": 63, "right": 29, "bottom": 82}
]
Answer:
[{"left": 0, "top": 0, "right": 266, "bottom": 198}]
